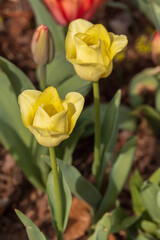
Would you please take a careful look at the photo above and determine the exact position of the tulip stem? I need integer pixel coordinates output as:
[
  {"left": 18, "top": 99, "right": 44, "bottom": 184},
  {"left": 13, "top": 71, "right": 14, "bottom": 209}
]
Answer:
[
  {"left": 92, "top": 81, "right": 101, "bottom": 189},
  {"left": 49, "top": 147, "right": 63, "bottom": 240},
  {"left": 39, "top": 65, "right": 46, "bottom": 91}
]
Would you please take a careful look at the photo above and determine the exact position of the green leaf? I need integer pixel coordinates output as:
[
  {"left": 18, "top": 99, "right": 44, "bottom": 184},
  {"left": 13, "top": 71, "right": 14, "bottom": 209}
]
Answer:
[
  {"left": 129, "top": 68, "right": 159, "bottom": 107},
  {"left": 135, "top": 105, "right": 160, "bottom": 135},
  {"left": 141, "top": 220, "right": 157, "bottom": 235},
  {"left": 0, "top": 57, "right": 34, "bottom": 96},
  {"left": 155, "top": 88, "right": 160, "bottom": 113},
  {"left": 43, "top": 156, "right": 102, "bottom": 209},
  {"left": 119, "top": 105, "right": 137, "bottom": 132},
  {"left": 45, "top": 52, "right": 75, "bottom": 88},
  {"left": 110, "top": 206, "right": 140, "bottom": 233},
  {"left": 46, "top": 168, "right": 72, "bottom": 232},
  {"left": 141, "top": 181, "right": 160, "bottom": 223},
  {"left": 150, "top": 0, "right": 160, "bottom": 32},
  {"left": 15, "top": 209, "right": 48, "bottom": 240},
  {"left": 88, "top": 213, "right": 111, "bottom": 240},
  {"left": 0, "top": 69, "right": 45, "bottom": 191},
  {"left": 97, "top": 90, "right": 121, "bottom": 184},
  {"left": 130, "top": 170, "right": 145, "bottom": 215},
  {"left": 28, "top": 0, "right": 65, "bottom": 51},
  {"left": 57, "top": 75, "right": 92, "bottom": 99},
  {"left": 95, "top": 137, "right": 137, "bottom": 221},
  {"left": 149, "top": 168, "right": 160, "bottom": 185},
  {"left": 56, "top": 125, "right": 85, "bottom": 164}
]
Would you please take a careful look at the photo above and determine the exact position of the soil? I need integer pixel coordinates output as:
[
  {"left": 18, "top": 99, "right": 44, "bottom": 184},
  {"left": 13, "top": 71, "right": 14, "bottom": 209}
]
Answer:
[{"left": 0, "top": 0, "right": 159, "bottom": 240}]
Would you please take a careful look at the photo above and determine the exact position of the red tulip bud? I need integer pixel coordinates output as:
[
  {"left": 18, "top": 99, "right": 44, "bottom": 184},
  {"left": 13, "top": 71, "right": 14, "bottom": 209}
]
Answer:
[
  {"left": 152, "top": 30, "right": 160, "bottom": 65},
  {"left": 31, "top": 25, "right": 54, "bottom": 65}
]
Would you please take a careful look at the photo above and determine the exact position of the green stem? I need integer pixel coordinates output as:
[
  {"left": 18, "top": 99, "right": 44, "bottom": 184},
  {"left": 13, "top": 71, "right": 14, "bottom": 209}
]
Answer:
[
  {"left": 92, "top": 81, "right": 101, "bottom": 189},
  {"left": 49, "top": 147, "right": 63, "bottom": 240},
  {"left": 39, "top": 65, "right": 46, "bottom": 90}
]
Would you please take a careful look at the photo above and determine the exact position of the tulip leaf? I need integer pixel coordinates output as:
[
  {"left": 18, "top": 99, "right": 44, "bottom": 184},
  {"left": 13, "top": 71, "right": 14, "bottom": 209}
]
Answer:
[
  {"left": 110, "top": 206, "right": 140, "bottom": 233},
  {"left": 46, "top": 52, "right": 75, "bottom": 88},
  {"left": 149, "top": 168, "right": 160, "bottom": 185},
  {"left": 129, "top": 68, "right": 160, "bottom": 108},
  {"left": 15, "top": 209, "right": 48, "bottom": 240},
  {"left": 57, "top": 74, "right": 92, "bottom": 99},
  {"left": 43, "top": 155, "right": 102, "bottom": 209},
  {"left": 95, "top": 137, "right": 137, "bottom": 221},
  {"left": 96, "top": 90, "right": 121, "bottom": 185},
  {"left": 0, "top": 56, "right": 34, "bottom": 96},
  {"left": 141, "top": 181, "right": 160, "bottom": 223},
  {"left": 135, "top": 105, "right": 160, "bottom": 135},
  {"left": 28, "top": 0, "right": 65, "bottom": 51},
  {"left": 130, "top": 170, "right": 145, "bottom": 215},
  {"left": 46, "top": 169, "right": 72, "bottom": 233},
  {"left": 155, "top": 88, "right": 160, "bottom": 113},
  {"left": 88, "top": 213, "right": 111, "bottom": 240},
  {"left": 0, "top": 70, "right": 45, "bottom": 191}
]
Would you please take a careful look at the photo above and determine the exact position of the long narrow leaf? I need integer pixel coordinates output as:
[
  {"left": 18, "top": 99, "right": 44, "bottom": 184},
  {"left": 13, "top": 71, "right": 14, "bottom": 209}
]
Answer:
[
  {"left": 95, "top": 137, "right": 137, "bottom": 221},
  {"left": 43, "top": 156, "right": 102, "bottom": 209},
  {"left": 15, "top": 209, "right": 48, "bottom": 240}
]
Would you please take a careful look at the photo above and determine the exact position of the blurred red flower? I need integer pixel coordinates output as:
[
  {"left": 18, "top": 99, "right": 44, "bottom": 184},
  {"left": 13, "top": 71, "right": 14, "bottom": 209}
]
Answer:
[
  {"left": 152, "top": 30, "right": 160, "bottom": 65},
  {"left": 43, "top": 0, "right": 105, "bottom": 26}
]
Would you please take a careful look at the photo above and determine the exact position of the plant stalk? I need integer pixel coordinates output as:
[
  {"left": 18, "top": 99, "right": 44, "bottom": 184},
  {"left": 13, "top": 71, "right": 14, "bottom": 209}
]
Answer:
[
  {"left": 92, "top": 81, "right": 101, "bottom": 189},
  {"left": 39, "top": 65, "right": 46, "bottom": 90},
  {"left": 49, "top": 147, "right": 63, "bottom": 240}
]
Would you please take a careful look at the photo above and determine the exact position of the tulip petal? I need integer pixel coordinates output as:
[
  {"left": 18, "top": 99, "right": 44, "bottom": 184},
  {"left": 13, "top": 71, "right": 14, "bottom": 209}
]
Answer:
[
  {"left": 85, "top": 24, "right": 111, "bottom": 48},
  {"left": 29, "top": 126, "right": 69, "bottom": 147},
  {"left": 109, "top": 32, "right": 128, "bottom": 60},
  {"left": 65, "top": 19, "right": 93, "bottom": 59},
  {"left": 35, "top": 86, "right": 64, "bottom": 114},
  {"left": 18, "top": 90, "right": 41, "bottom": 127},
  {"left": 65, "top": 92, "right": 85, "bottom": 134},
  {"left": 101, "top": 61, "right": 113, "bottom": 78}
]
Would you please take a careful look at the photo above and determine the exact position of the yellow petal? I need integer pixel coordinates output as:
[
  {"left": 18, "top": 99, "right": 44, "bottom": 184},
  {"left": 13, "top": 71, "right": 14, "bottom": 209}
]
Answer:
[
  {"left": 33, "top": 106, "right": 50, "bottom": 129},
  {"left": 71, "top": 61, "right": 107, "bottom": 81},
  {"left": 65, "top": 92, "right": 84, "bottom": 134},
  {"left": 28, "top": 126, "right": 69, "bottom": 147},
  {"left": 34, "top": 86, "right": 64, "bottom": 114},
  {"left": 48, "top": 106, "right": 68, "bottom": 133},
  {"left": 65, "top": 19, "right": 93, "bottom": 59},
  {"left": 85, "top": 24, "right": 111, "bottom": 48},
  {"left": 101, "top": 61, "right": 113, "bottom": 78},
  {"left": 18, "top": 89, "right": 41, "bottom": 127},
  {"left": 109, "top": 32, "right": 128, "bottom": 59},
  {"left": 74, "top": 35, "right": 105, "bottom": 65}
]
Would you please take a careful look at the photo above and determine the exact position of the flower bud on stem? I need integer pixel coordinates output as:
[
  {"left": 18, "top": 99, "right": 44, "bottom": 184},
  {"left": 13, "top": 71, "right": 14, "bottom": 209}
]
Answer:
[{"left": 49, "top": 147, "right": 63, "bottom": 240}]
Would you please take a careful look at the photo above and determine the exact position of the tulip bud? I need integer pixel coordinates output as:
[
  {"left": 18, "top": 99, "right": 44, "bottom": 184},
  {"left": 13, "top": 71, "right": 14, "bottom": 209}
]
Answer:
[
  {"left": 31, "top": 24, "right": 54, "bottom": 65},
  {"left": 152, "top": 30, "right": 160, "bottom": 65}
]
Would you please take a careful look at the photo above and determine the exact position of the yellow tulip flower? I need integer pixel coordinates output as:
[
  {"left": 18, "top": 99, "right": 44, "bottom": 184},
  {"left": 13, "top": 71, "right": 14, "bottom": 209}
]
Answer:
[
  {"left": 65, "top": 19, "right": 128, "bottom": 82},
  {"left": 18, "top": 86, "right": 84, "bottom": 147}
]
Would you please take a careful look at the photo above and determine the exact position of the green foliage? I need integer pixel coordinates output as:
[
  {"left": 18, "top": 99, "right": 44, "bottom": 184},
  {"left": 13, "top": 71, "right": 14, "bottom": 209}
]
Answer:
[
  {"left": 46, "top": 168, "right": 72, "bottom": 233},
  {"left": 44, "top": 156, "right": 102, "bottom": 209},
  {"left": 0, "top": 61, "right": 48, "bottom": 191},
  {"left": 129, "top": 67, "right": 160, "bottom": 135},
  {"left": 15, "top": 209, "right": 48, "bottom": 240},
  {"left": 130, "top": 168, "right": 160, "bottom": 239},
  {"left": 94, "top": 137, "right": 137, "bottom": 222}
]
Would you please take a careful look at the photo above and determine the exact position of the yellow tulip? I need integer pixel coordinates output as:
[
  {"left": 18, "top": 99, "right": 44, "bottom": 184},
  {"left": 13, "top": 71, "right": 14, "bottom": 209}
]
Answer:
[
  {"left": 18, "top": 86, "right": 84, "bottom": 147},
  {"left": 65, "top": 19, "right": 128, "bottom": 82}
]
